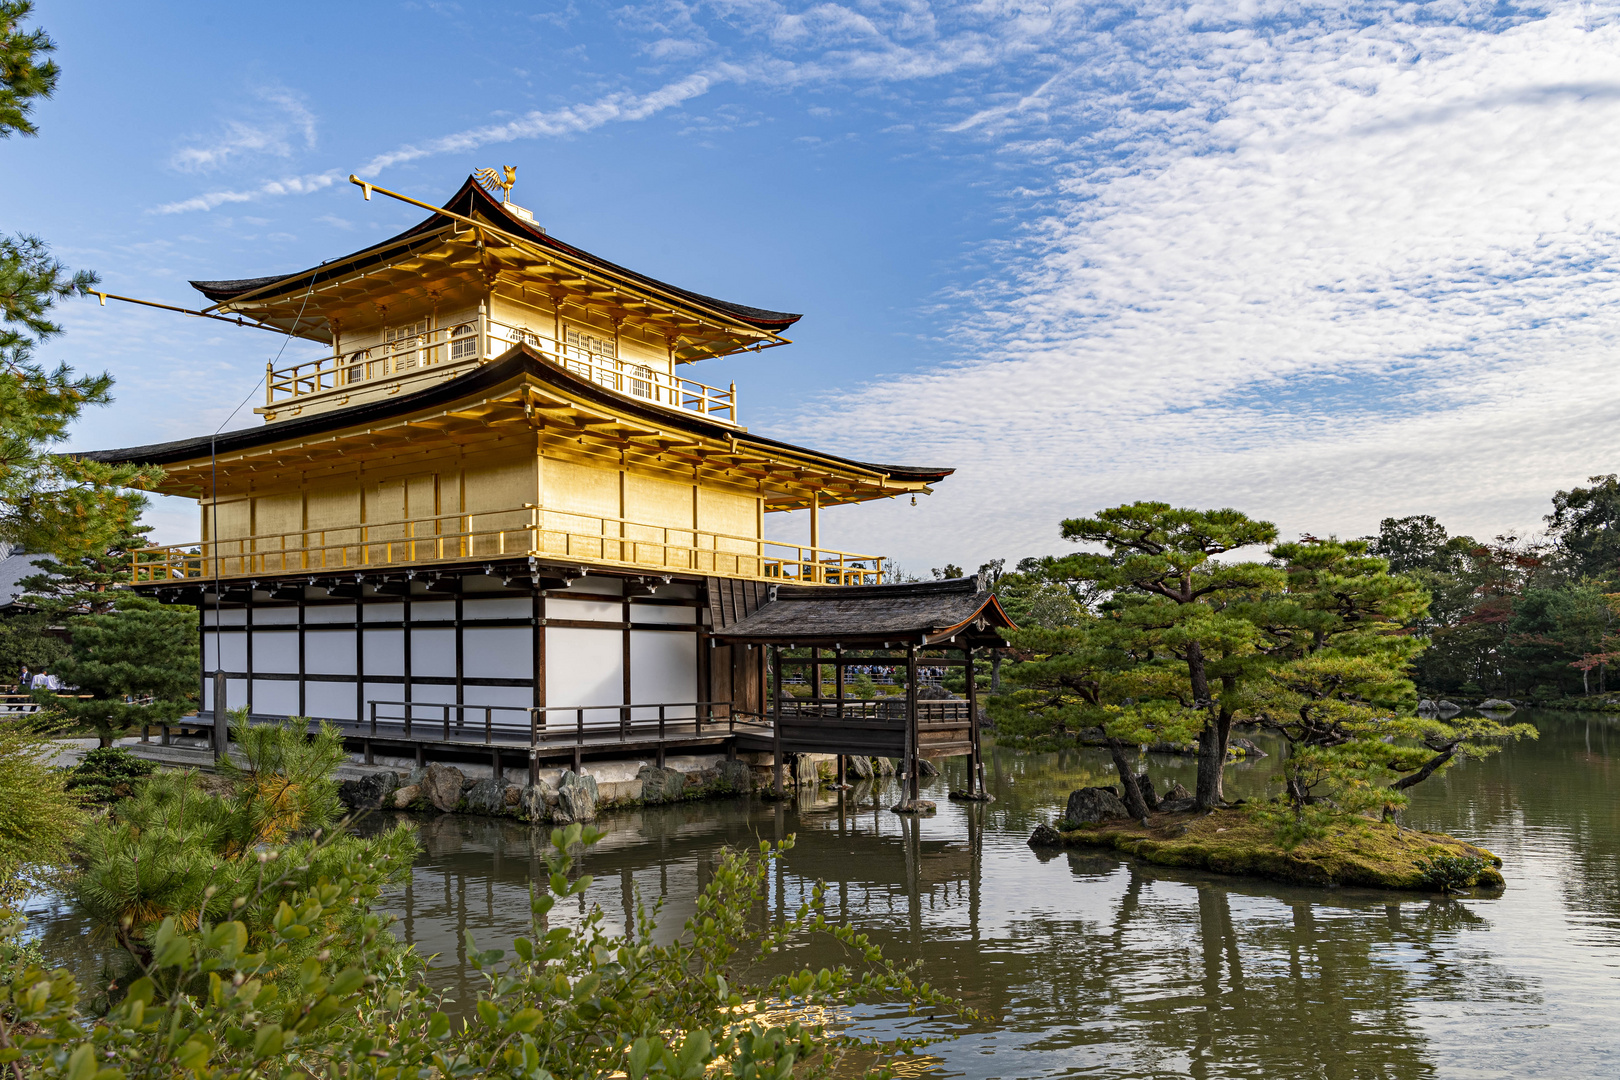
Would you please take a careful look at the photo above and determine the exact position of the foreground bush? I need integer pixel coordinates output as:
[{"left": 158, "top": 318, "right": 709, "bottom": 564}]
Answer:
[
  {"left": 0, "top": 719, "right": 85, "bottom": 908},
  {"left": 69, "top": 716, "right": 418, "bottom": 969},
  {"left": 1, "top": 824, "right": 966, "bottom": 1079}
]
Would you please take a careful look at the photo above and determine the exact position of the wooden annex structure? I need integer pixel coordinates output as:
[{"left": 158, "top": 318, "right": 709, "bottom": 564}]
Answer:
[
  {"left": 716, "top": 577, "right": 1016, "bottom": 806},
  {"left": 81, "top": 174, "right": 1013, "bottom": 790}
]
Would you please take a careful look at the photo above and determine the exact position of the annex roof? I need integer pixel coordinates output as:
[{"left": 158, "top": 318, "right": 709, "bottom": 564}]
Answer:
[
  {"left": 189, "top": 177, "right": 802, "bottom": 336},
  {"left": 711, "top": 576, "right": 1016, "bottom": 647}
]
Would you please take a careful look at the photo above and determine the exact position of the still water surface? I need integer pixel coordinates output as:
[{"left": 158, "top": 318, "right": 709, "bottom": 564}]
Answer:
[{"left": 30, "top": 709, "right": 1620, "bottom": 1078}]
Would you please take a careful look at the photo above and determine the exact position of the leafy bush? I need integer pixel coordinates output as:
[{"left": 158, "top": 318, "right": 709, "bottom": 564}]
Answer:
[
  {"left": 64, "top": 746, "right": 154, "bottom": 802},
  {"left": 1415, "top": 852, "right": 1488, "bottom": 893},
  {"left": 1, "top": 825, "right": 968, "bottom": 1079}
]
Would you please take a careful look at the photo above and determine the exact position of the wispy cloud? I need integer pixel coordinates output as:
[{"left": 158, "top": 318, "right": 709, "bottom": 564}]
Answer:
[
  {"left": 781, "top": 2, "right": 1620, "bottom": 561},
  {"left": 169, "top": 87, "right": 318, "bottom": 173}
]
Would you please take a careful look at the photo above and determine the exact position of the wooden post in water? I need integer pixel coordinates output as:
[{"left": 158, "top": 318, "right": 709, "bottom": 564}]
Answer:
[
  {"left": 966, "top": 644, "right": 981, "bottom": 796},
  {"left": 905, "top": 643, "right": 919, "bottom": 805},
  {"left": 771, "top": 645, "right": 784, "bottom": 798}
]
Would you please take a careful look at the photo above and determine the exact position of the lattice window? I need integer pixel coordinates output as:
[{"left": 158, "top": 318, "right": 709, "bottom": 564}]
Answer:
[
  {"left": 385, "top": 320, "right": 428, "bottom": 370},
  {"left": 448, "top": 323, "right": 478, "bottom": 362}
]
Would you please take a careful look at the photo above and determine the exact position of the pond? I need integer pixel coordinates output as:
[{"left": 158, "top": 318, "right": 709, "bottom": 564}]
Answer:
[{"left": 25, "top": 709, "right": 1620, "bottom": 1078}]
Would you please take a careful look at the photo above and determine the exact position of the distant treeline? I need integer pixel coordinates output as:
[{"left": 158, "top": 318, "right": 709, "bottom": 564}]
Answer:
[{"left": 968, "top": 474, "right": 1620, "bottom": 702}]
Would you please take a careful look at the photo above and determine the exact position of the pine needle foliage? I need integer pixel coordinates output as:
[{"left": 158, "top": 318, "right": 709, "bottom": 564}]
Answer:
[
  {"left": 69, "top": 716, "right": 416, "bottom": 968},
  {"left": 37, "top": 595, "right": 198, "bottom": 746},
  {"left": 0, "top": 717, "right": 84, "bottom": 907},
  {"left": 5, "top": 825, "right": 969, "bottom": 1080}
]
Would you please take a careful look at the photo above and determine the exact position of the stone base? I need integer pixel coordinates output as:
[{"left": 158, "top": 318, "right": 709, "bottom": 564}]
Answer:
[
  {"left": 890, "top": 799, "right": 937, "bottom": 814},
  {"left": 947, "top": 789, "right": 995, "bottom": 803}
]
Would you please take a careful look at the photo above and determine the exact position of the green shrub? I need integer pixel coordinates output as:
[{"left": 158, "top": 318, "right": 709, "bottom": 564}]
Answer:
[
  {"left": 0, "top": 719, "right": 85, "bottom": 909},
  {"left": 1415, "top": 852, "right": 1488, "bottom": 893},
  {"left": 1, "top": 825, "right": 968, "bottom": 1079},
  {"left": 64, "top": 746, "right": 155, "bottom": 802}
]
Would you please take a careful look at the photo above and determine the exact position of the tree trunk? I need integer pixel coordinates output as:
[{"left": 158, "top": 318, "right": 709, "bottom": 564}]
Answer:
[
  {"left": 1107, "top": 738, "right": 1151, "bottom": 819},
  {"left": 990, "top": 651, "right": 1002, "bottom": 693},
  {"left": 98, "top": 732, "right": 114, "bottom": 749}
]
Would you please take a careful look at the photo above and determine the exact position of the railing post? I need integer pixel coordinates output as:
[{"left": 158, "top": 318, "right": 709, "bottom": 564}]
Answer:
[
  {"left": 443, "top": 703, "right": 450, "bottom": 742},
  {"left": 657, "top": 704, "right": 666, "bottom": 768},
  {"left": 403, "top": 701, "right": 412, "bottom": 740},
  {"left": 529, "top": 707, "right": 540, "bottom": 787},
  {"left": 485, "top": 706, "right": 492, "bottom": 744},
  {"left": 265, "top": 361, "right": 274, "bottom": 406}
]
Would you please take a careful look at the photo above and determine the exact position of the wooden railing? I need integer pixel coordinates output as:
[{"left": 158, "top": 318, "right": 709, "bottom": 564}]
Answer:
[
  {"left": 266, "top": 317, "right": 738, "bottom": 423},
  {"left": 131, "top": 504, "right": 884, "bottom": 586}
]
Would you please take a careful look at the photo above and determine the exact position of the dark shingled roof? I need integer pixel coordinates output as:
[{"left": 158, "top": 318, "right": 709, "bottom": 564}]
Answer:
[
  {"left": 191, "top": 178, "right": 803, "bottom": 333},
  {"left": 713, "top": 576, "right": 1016, "bottom": 647}
]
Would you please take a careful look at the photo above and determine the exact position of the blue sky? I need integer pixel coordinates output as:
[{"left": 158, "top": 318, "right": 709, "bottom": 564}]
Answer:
[{"left": 9, "top": 0, "right": 1620, "bottom": 572}]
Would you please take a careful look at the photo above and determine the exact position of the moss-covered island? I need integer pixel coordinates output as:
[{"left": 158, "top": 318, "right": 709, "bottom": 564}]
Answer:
[{"left": 1029, "top": 806, "right": 1504, "bottom": 892}]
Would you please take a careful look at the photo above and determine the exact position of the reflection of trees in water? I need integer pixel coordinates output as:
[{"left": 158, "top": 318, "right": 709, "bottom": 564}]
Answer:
[{"left": 1405, "top": 710, "right": 1620, "bottom": 929}]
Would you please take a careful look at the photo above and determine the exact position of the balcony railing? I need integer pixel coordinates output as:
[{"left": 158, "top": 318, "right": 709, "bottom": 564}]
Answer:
[
  {"left": 131, "top": 504, "right": 883, "bottom": 587},
  {"left": 266, "top": 317, "right": 738, "bottom": 423}
]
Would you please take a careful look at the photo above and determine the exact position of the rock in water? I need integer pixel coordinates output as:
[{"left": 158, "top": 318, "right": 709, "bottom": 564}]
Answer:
[
  {"left": 638, "top": 765, "right": 688, "bottom": 804},
  {"left": 1437, "top": 700, "right": 1462, "bottom": 713},
  {"left": 1162, "top": 781, "right": 1192, "bottom": 802},
  {"left": 392, "top": 783, "right": 421, "bottom": 809},
  {"left": 874, "top": 757, "right": 897, "bottom": 777},
  {"left": 1229, "top": 737, "right": 1268, "bottom": 759},
  {"left": 520, "top": 779, "right": 558, "bottom": 823},
  {"left": 555, "top": 770, "right": 598, "bottom": 823},
  {"left": 339, "top": 770, "right": 399, "bottom": 810},
  {"left": 917, "top": 757, "right": 940, "bottom": 778},
  {"left": 1028, "top": 823, "right": 1063, "bottom": 847},
  {"left": 916, "top": 684, "right": 958, "bottom": 700},
  {"left": 1134, "top": 773, "right": 1160, "bottom": 811},
  {"left": 716, "top": 760, "right": 752, "bottom": 793},
  {"left": 1063, "top": 787, "right": 1129, "bottom": 827},
  {"left": 503, "top": 785, "right": 522, "bottom": 807},
  {"left": 463, "top": 777, "right": 506, "bottom": 815},
  {"left": 1417, "top": 698, "right": 1437, "bottom": 714},
  {"left": 846, "top": 754, "right": 873, "bottom": 780},
  {"left": 1479, "top": 698, "right": 1517, "bottom": 712},
  {"left": 423, "top": 763, "right": 467, "bottom": 812}
]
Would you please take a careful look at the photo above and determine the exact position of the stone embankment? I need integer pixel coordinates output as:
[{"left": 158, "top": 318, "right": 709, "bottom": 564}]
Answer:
[{"left": 335, "top": 750, "right": 872, "bottom": 823}]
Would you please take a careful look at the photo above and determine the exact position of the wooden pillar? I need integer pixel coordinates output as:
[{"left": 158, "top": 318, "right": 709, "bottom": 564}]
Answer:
[
  {"left": 809, "top": 493, "right": 820, "bottom": 583},
  {"left": 905, "top": 643, "right": 919, "bottom": 804},
  {"left": 296, "top": 593, "right": 306, "bottom": 717},
  {"left": 771, "top": 644, "right": 783, "bottom": 798},
  {"left": 621, "top": 593, "right": 632, "bottom": 739},
  {"left": 834, "top": 644, "right": 844, "bottom": 716},
  {"left": 454, "top": 590, "right": 465, "bottom": 726},
  {"left": 810, "top": 646, "right": 822, "bottom": 705},
  {"left": 402, "top": 591, "right": 413, "bottom": 715},
  {"left": 355, "top": 591, "right": 365, "bottom": 730},
  {"left": 244, "top": 588, "right": 254, "bottom": 717},
  {"left": 966, "top": 644, "right": 981, "bottom": 796}
]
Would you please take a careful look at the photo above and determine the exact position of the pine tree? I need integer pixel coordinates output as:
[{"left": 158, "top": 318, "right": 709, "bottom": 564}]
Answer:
[
  {"left": 18, "top": 516, "right": 153, "bottom": 617},
  {"left": 0, "top": 2, "right": 161, "bottom": 558},
  {"left": 39, "top": 595, "right": 198, "bottom": 746},
  {"left": 1042, "top": 502, "right": 1283, "bottom": 809}
]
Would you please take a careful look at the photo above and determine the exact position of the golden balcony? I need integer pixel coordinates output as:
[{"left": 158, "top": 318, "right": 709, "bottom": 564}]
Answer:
[
  {"left": 130, "top": 505, "right": 884, "bottom": 587},
  {"left": 263, "top": 317, "right": 738, "bottom": 424}
]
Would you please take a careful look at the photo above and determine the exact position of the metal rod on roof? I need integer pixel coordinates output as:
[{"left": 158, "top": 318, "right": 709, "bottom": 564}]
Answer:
[{"left": 87, "top": 291, "right": 293, "bottom": 335}]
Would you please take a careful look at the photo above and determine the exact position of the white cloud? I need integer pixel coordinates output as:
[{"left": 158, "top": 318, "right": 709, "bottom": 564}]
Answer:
[
  {"left": 170, "top": 88, "right": 318, "bottom": 173},
  {"left": 782, "top": 2, "right": 1620, "bottom": 564}
]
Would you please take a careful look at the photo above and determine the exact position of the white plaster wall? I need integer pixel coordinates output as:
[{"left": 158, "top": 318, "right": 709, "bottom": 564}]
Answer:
[
  {"left": 255, "top": 608, "right": 298, "bottom": 625},
  {"left": 304, "top": 630, "right": 356, "bottom": 675},
  {"left": 546, "top": 626, "right": 622, "bottom": 720},
  {"left": 304, "top": 681, "right": 354, "bottom": 722},
  {"left": 463, "top": 626, "right": 532, "bottom": 679},
  {"left": 410, "top": 629, "right": 456, "bottom": 677},
  {"left": 363, "top": 629, "right": 405, "bottom": 676},
  {"left": 465, "top": 597, "right": 532, "bottom": 620},
  {"left": 630, "top": 631, "right": 696, "bottom": 719},
  {"left": 305, "top": 605, "right": 354, "bottom": 624},
  {"left": 630, "top": 604, "right": 695, "bottom": 625},
  {"left": 254, "top": 631, "right": 298, "bottom": 673},
  {"left": 549, "top": 596, "right": 620, "bottom": 621},
  {"left": 251, "top": 680, "right": 300, "bottom": 719}
]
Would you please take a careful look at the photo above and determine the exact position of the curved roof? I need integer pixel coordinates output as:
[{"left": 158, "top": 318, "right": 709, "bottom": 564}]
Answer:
[
  {"left": 190, "top": 177, "right": 802, "bottom": 333},
  {"left": 78, "top": 346, "right": 953, "bottom": 492},
  {"left": 712, "top": 576, "right": 1016, "bottom": 647}
]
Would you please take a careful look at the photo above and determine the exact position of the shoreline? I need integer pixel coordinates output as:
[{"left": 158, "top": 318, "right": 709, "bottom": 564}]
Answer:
[{"left": 1029, "top": 806, "right": 1504, "bottom": 892}]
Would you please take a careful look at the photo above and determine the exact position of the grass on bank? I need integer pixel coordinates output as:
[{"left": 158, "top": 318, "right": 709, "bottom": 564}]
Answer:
[{"left": 1034, "top": 804, "right": 1504, "bottom": 891}]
